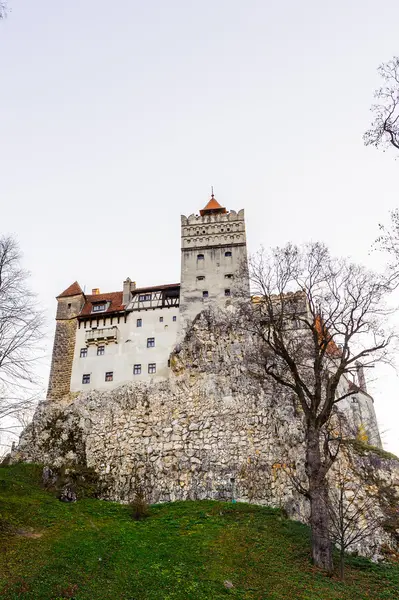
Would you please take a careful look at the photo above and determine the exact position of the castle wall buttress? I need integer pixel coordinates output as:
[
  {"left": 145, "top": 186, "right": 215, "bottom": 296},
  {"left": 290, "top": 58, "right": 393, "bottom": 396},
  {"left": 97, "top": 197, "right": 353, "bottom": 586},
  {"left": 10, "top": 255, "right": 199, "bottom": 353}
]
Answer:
[{"left": 47, "top": 293, "right": 84, "bottom": 399}]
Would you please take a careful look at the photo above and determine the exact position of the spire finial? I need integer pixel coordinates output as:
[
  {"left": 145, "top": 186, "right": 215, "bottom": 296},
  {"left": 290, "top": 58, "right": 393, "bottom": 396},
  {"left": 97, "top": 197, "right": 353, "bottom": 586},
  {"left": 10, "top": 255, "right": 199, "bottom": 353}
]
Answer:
[{"left": 211, "top": 185, "right": 214, "bottom": 198}]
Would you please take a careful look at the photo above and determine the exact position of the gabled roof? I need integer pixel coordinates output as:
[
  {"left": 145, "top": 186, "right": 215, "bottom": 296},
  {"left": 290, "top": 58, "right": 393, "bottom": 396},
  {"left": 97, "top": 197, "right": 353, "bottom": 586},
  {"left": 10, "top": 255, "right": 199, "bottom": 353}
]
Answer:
[
  {"left": 57, "top": 281, "right": 83, "bottom": 299},
  {"left": 200, "top": 195, "right": 227, "bottom": 216},
  {"left": 79, "top": 291, "right": 124, "bottom": 317}
]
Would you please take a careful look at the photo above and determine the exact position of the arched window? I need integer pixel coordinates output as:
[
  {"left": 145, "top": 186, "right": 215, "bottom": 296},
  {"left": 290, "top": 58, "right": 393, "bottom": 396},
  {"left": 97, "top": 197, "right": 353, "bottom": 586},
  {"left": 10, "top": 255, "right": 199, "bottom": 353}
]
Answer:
[
  {"left": 197, "top": 253, "right": 204, "bottom": 260},
  {"left": 225, "top": 251, "right": 232, "bottom": 257}
]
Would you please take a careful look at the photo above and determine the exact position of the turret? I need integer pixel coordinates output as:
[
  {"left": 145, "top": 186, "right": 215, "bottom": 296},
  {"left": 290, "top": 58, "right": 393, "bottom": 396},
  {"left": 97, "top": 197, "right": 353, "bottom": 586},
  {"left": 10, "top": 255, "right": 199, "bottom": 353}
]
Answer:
[{"left": 47, "top": 282, "right": 85, "bottom": 399}]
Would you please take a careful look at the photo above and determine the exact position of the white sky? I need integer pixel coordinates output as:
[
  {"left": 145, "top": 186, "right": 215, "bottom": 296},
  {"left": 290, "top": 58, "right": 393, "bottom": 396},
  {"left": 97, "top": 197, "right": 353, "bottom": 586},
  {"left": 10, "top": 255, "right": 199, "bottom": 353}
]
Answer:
[{"left": 1, "top": 0, "right": 399, "bottom": 454}]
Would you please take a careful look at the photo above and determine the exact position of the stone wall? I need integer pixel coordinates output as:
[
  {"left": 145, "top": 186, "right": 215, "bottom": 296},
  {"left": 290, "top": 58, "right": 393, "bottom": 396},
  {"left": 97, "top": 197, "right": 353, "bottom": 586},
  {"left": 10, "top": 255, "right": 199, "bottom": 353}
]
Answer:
[{"left": 47, "top": 293, "right": 83, "bottom": 398}]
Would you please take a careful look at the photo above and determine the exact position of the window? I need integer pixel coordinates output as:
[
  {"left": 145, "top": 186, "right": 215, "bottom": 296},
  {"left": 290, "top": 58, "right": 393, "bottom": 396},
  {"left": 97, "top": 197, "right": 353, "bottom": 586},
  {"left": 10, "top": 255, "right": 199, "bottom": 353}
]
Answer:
[
  {"left": 105, "top": 371, "right": 113, "bottom": 382},
  {"left": 82, "top": 374, "right": 90, "bottom": 384},
  {"left": 133, "top": 364, "right": 141, "bottom": 375},
  {"left": 97, "top": 345, "right": 105, "bottom": 356},
  {"left": 92, "top": 303, "right": 106, "bottom": 312},
  {"left": 159, "top": 316, "right": 163, "bottom": 322},
  {"left": 173, "top": 316, "right": 177, "bottom": 322},
  {"left": 168, "top": 358, "right": 171, "bottom": 367},
  {"left": 67, "top": 303, "right": 71, "bottom": 309},
  {"left": 225, "top": 251, "right": 232, "bottom": 257},
  {"left": 80, "top": 348, "right": 88, "bottom": 358},
  {"left": 136, "top": 318, "right": 142, "bottom": 327},
  {"left": 197, "top": 275, "right": 205, "bottom": 281},
  {"left": 203, "top": 290, "right": 209, "bottom": 299},
  {"left": 139, "top": 293, "right": 151, "bottom": 302},
  {"left": 147, "top": 337, "right": 155, "bottom": 348},
  {"left": 225, "top": 289, "right": 231, "bottom": 297},
  {"left": 197, "top": 253, "right": 204, "bottom": 260},
  {"left": 148, "top": 363, "right": 156, "bottom": 374},
  {"left": 225, "top": 274, "right": 233, "bottom": 279}
]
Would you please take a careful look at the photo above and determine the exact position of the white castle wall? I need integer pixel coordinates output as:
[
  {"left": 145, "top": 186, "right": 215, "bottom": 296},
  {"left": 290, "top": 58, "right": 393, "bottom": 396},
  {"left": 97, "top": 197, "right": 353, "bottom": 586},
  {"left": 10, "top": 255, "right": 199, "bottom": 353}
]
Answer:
[{"left": 70, "top": 306, "right": 179, "bottom": 392}]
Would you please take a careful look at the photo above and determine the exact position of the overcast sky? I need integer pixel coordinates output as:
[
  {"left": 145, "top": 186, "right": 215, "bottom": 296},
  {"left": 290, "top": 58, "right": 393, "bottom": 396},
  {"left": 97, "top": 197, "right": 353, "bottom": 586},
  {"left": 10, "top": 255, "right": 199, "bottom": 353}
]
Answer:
[{"left": 2, "top": 0, "right": 399, "bottom": 453}]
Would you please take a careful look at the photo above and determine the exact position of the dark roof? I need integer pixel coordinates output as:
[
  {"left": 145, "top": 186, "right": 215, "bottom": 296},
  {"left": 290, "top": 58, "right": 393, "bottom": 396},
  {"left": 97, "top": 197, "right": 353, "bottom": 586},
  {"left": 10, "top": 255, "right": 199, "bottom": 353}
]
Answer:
[
  {"left": 77, "top": 283, "right": 181, "bottom": 318},
  {"left": 79, "top": 292, "right": 124, "bottom": 317},
  {"left": 57, "top": 281, "right": 83, "bottom": 299}
]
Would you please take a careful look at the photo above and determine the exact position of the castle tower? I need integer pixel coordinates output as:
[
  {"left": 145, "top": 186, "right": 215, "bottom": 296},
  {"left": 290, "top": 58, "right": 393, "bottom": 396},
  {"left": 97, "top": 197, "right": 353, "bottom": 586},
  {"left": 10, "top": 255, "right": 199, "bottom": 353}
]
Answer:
[
  {"left": 179, "top": 193, "right": 248, "bottom": 331},
  {"left": 47, "top": 282, "right": 85, "bottom": 399}
]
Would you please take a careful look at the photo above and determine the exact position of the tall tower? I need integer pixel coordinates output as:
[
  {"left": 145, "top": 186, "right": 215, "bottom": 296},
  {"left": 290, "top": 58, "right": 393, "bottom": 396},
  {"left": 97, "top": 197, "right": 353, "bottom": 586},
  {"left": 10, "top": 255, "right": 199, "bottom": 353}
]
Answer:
[
  {"left": 179, "top": 193, "right": 248, "bottom": 331},
  {"left": 47, "top": 282, "right": 85, "bottom": 399}
]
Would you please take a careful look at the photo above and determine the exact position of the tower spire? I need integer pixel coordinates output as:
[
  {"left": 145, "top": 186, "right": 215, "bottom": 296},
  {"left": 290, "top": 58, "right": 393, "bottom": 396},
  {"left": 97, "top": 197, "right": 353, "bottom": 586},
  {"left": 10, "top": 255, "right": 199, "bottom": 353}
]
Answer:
[{"left": 211, "top": 185, "right": 214, "bottom": 199}]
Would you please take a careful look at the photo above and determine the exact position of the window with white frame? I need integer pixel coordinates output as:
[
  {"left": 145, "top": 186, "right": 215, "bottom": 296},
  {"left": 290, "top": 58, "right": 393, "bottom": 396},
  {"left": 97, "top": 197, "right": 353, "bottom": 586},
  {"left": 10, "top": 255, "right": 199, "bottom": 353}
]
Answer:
[
  {"left": 148, "top": 363, "right": 156, "bottom": 374},
  {"left": 133, "top": 364, "right": 141, "bottom": 375}
]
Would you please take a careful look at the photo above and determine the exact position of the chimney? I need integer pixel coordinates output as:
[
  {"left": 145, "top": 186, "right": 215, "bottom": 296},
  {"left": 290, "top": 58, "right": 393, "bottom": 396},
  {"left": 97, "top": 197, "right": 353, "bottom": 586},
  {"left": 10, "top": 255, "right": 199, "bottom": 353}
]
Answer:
[
  {"left": 123, "top": 278, "right": 132, "bottom": 305},
  {"left": 92, "top": 288, "right": 100, "bottom": 295},
  {"left": 356, "top": 362, "right": 367, "bottom": 393}
]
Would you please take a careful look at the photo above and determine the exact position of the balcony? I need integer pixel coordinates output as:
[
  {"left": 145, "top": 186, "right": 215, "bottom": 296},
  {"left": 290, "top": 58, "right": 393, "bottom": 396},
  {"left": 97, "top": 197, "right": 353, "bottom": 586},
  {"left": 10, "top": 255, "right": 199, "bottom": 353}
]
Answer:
[{"left": 85, "top": 326, "right": 118, "bottom": 345}]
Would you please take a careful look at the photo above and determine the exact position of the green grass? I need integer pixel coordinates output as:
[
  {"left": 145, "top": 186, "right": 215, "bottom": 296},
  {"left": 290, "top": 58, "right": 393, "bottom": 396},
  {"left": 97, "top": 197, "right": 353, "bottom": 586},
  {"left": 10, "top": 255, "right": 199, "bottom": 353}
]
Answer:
[{"left": 0, "top": 464, "right": 398, "bottom": 599}]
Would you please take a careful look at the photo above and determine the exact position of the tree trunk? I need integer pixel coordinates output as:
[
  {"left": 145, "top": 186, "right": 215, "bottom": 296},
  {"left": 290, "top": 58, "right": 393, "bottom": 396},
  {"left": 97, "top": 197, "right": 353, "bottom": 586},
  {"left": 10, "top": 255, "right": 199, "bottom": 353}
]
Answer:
[
  {"left": 306, "top": 425, "right": 333, "bottom": 573},
  {"left": 339, "top": 545, "right": 345, "bottom": 580}
]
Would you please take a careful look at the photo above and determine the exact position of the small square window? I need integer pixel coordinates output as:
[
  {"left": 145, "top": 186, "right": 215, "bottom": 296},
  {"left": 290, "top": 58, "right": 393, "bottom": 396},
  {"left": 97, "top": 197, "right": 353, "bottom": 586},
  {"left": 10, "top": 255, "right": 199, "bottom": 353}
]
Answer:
[
  {"left": 80, "top": 348, "right": 88, "bottom": 358},
  {"left": 148, "top": 363, "right": 156, "bottom": 374},
  {"left": 105, "top": 371, "right": 113, "bottom": 382},
  {"left": 97, "top": 345, "right": 105, "bottom": 356},
  {"left": 82, "top": 374, "right": 90, "bottom": 384},
  {"left": 133, "top": 364, "right": 141, "bottom": 375},
  {"left": 139, "top": 293, "right": 152, "bottom": 302},
  {"left": 159, "top": 316, "right": 163, "bottom": 322},
  {"left": 147, "top": 337, "right": 155, "bottom": 348},
  {"left": 225, "top": 289, "right": 231, "bottom": 297},
  {"left": 225, "top": 251, "right": 232, "bottom": 257},
  {"left": 197, "top": 253, "right": 204, "bottom": 260},
  {"left": 137, "top": 318, "right": 142, "bottom": 327},
  {"left": 173, "top": 316, "right": 177, "bottom": 322},
  {"left": 225, "top": 274, "right": 233, "bottom": 279},
  {"left": 197, "top": 275, "right": 205, "bottom": 281},
  {"left": 203, "top": 290, "right": 209, "bottom": 299}
]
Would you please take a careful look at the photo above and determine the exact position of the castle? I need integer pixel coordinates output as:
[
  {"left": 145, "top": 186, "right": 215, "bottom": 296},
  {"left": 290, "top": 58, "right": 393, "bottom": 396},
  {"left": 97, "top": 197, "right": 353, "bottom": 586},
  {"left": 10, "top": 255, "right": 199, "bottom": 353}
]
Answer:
[
  {"left": 17, "top": 192, "right": 398, "bottom": 561},
  {"left": 47, "top": 194, "right": 248, "bottom": 397}
]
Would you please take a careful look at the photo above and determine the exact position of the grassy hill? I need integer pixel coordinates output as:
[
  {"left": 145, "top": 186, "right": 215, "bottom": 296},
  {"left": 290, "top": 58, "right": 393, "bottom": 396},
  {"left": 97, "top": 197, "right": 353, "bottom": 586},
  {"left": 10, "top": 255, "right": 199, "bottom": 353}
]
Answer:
[{"left": 0, "top": 464, "right": 398, "bottom": 599}]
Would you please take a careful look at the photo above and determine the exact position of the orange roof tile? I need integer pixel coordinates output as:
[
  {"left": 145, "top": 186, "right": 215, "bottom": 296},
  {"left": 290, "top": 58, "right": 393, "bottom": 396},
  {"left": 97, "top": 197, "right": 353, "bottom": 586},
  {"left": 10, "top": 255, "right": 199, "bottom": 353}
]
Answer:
[
  {"left": 57, "top": 281, "right": 83, "bottom": 299},
  {"left": 200, "top": 195, "right": 227, "bottom": 216}
]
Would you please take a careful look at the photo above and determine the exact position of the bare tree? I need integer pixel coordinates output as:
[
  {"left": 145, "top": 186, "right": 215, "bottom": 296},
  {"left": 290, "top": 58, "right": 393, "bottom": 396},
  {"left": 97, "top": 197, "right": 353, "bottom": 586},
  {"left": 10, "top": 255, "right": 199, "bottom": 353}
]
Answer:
[
  {"left": 328, "top": 462, "right": 383, "bottom": 580},
  {"left": 239, "top": 242, "right": 393, "bottom": 572},
  {"left": 364, "top": 56, "right": 399, "bottom": 153},
  {"left": 0, "top": 2, "right": 7, "bottom": 19},
  {"left": 0, "top": 235, "right": 44, "bottom": 441}
]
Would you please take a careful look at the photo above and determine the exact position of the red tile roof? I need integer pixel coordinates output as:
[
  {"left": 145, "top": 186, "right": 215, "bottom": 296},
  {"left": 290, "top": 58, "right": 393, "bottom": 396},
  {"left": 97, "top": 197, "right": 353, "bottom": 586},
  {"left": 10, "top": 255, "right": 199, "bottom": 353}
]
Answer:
[
  {"left": 79, "top": 291, "right": 124, "bottom": 317},
  {"left": 200, "top": 195, "right": 227, "bottom": 216},
  {"left": 57, "top": 281, "right": 83, "bottom": 298},
  {"left": 77, "top": 283, "right": 181, "bottom": 318}
]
